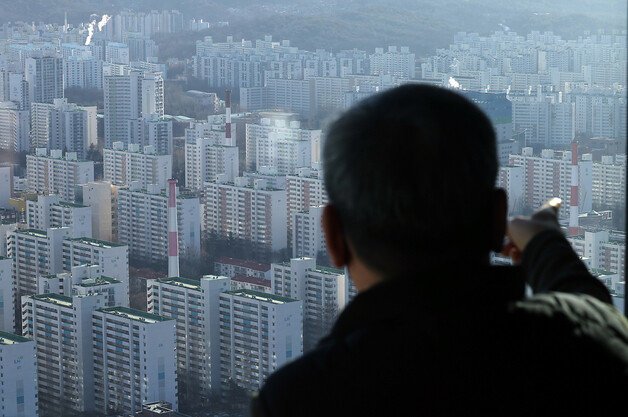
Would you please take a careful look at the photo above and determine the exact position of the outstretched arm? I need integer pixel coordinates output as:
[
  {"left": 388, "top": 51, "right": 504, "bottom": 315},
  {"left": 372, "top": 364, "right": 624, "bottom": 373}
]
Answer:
[
  {"left": 520, "top": 229, "right": 612, "bottom": 303},
  {"left": 503, "top": 202, "right": 613, "bottom": 304}
]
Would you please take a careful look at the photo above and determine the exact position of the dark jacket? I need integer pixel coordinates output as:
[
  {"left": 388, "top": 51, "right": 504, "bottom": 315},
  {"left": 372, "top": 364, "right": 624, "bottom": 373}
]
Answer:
[{"left": 251, "top": 231, "right": 628, "bottom": 416}]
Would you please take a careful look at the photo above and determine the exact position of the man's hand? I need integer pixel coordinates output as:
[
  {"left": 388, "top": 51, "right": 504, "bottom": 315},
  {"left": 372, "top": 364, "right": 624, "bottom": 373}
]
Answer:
[{"left": 502, "top": 198, "right": 562, "bottom": 264}]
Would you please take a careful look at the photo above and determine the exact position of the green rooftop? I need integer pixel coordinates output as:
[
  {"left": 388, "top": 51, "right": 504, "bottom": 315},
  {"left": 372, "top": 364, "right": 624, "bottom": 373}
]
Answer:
[
  {"left": 98, "top": 306, "right": 170, "bottom": 323},
  {"left": 32, "top": 293, "right": 73, "bottom": 307},
  {"left": 76, "top": 276, "right": 121, "bottom": 287},
  {"left": 591, "top": 268, "right": 616, "bottom": 277},
  {"left": 314, "top": 266, "right": 343, "bottom": 275},
  {"left": 67, "top": 237, "right": 125, "bottom": 248},
  {"left": 0, "top": 331, "right": 31, "bottom": 345},
  {"left": 18, "top": 228, "right": 47, "bottom": 238},
  {"left": 158, "top": 276, "right": 202, "bottom": 290},
  {"left": 224, "top": 289, "right": 297, "bottom": 304}
]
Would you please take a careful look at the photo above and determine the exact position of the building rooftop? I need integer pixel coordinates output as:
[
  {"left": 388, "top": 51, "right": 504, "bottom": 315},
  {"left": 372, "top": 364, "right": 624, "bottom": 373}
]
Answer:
[
  {"left": 99, "top": 306, "right": 170, "bottom": 323},
  {"left": 158, "top": 276, "right": 202, "bottom": 291},
  {"left": 32, "top": 293, "right": 73, "bottom": 308},
  {"left": 0, "top": 331, "right": 31, "bottom": 345},
  {"left": 232, "top": 274, "right": 272, "bottom": 287},
  {"left": 313, "top": 266, "right": 344, "bottom": 275},
  {"left": 141, "top": 401, "right": 191, "bottom": 416},
  {"left": 76, "top": 276, "right": 121, "bottom": 287},
  {"left": 224, "top": 289, "right": 297, "bottom": 304},
  {"left": 216, "top": 256, "right": 270, "bottom": 272},
  {"left": 56, "top": 201, "right": 87, "bottom": 208},
  {"left": 66, "top": 237, "right": 125, "bottom": 248},
  {"left": 17, "top": 228, "right": 47, "bottom": 238},
  {"left": 591, "top": 268, "right": 616, "bottom": 277},
  {"left": 119, "top": 187, "right": 199, "bottom": 200}
]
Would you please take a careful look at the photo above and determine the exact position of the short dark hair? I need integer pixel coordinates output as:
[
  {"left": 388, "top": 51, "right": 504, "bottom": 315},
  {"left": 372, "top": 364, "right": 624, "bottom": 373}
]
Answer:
[{"left": 323, "top": 84, "right": 497, "bottom": 276}]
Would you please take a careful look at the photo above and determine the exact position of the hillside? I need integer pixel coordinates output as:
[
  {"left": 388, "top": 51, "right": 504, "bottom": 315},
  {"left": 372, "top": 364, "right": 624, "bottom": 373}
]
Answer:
[{"left": 1, "top": 1, "right": 625, "bottom": 57}]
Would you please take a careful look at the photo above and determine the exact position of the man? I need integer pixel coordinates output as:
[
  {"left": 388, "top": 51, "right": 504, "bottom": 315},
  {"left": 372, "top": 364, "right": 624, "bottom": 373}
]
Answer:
[{"left": 251, "top": 85, "right": 628, "bottom": 416}]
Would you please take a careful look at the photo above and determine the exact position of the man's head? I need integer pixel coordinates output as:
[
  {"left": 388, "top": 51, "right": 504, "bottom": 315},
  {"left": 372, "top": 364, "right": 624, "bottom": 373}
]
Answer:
[{"left": 322, "top": 84, "right": 506, "bottom": 284}]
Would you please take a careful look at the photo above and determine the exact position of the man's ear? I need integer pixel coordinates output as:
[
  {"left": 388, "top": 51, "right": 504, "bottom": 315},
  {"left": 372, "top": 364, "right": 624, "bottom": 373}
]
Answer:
[
  {"left": 322, "top": 204, "right": 349, "bottom": 268},
  {"left": 491, "top": 188, "right": 508, "bottom": 252}
]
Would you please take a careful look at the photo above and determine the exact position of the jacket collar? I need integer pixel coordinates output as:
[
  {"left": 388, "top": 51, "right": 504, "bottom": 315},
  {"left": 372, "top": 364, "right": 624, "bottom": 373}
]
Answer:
[{"left": 327, "top": 265, "right": 526, "bottom": 341}]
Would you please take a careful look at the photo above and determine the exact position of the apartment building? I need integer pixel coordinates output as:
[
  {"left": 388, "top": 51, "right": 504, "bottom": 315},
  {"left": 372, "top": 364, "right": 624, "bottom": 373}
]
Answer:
[
  {"left": 26, "top": 148, "right": 94, "bottom": 203},
  {"left": 204, "top": 177, "right": 287, "bottom": 252},
  {"left": 26, "top": 194, "right": 92, "bottom": 238},
  {"left": 7, "top": 227, "right": 69, "bottom": 298},
  {"left": 117, "top": 183, "right": 201, "bottom": 262},
  {"left": 0, "top": 331, "right": 38, "bottom": 417},
  {"left": 218, "top": 290, "right": 303, "bottom": 391},
  {"left": 103, "top": 142, "right": 172, "bottom": 190},
  {"left": 92, "top": 306, "right": 177, "bottom": 414},
  {"left": 148, "top": 275, "right": 230, "bottom": 400},
  {"left": 21, "top": 293, "right": 106, "bottom": 415}
]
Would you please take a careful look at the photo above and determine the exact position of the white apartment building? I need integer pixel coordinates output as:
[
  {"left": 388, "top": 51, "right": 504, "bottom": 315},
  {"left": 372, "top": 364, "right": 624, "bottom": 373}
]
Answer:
[
  {"left": 62, "top": 237, "right": 130, "bottom": 305},
  {"left": 128, "top": 114, "right": 173, "bottom": 156},
  {"left": 26, "top": 148, "right": 94, "bottom": 203},
  {"left": 0, "top": 223, "right": 17, "bottom": 258},
  {"left": 37, "top": 264, "right": 125, "bottom": 308},
  {"left": 148, "top": 275, "right": 230, "bottom": 399},
  {"left": 0, "top": 331, "right": 38, "bottom": 417},
  {"left": 0, "top": 165, "right": 12, "bottom": 209},
  {"left": 241, "top": 79, "right": 312, "bottom": 118},
  {"left": 104, "top": 142, "right": 172, "bottom": 190},
  {"left": 302, "top": 265, "right": 348, "bottom": 350},
  {"left": 92, "top": 306, "right": 177, "bottom": 415},
  {"left": 22, "top": 293, "right": 106, "bottom": 415},
  {"left": 497, "top": 165, "right": 525, "bottom": 216},
  {"left": 185, "top": 137, "right": 239, "bottom": 190},
  {"left": 30, "top": 102, "right": 55, "bottom": 150},
  {"left": 243, "top": 167, "right": 287, "bottom": 191},
  {"left": 369, "top": 46, "right": 415, "bottom": 79},
  {"left": 0, "top": 257, "right": 14, "bottom": 331},
  {"left": 0, "top": 101, "right": 29, "bottom": 152},
  {"left": 79, "top": 182, "right": 114, "bottom": 241},
  {"left": 568, "top": 230, "right": 626, "bottom": 279},
  {"left": 204, "top": 177, "right": 288, "bottom": 252},
  {"left": 184, "top": 114, "right": 235, "bottom": 145},
  {"left": 286, "top": 168, "right": 328, "bottom": 248},
  {"left": 64, "top": 56, "right": 103, "bottom": 90},
  {"left": 218, "top": 290, "right": 303, "bottom": 391},
  {"left": 48, "top": 100, "right": 97, "bottom": 159},
  {"left": 259, "top": 132, "right": 311, "bottom": 176},
  {"left": 27, "top": 194, "right": 92, "bottom": 238},
  {"left": 31, "top": 99, "right": 97, "bottom": 157},
  {"left": 245, "top": 117, "right": 321, "bottom": 172},
  {"left": 510, "top": 93, "right": 576, "bottom": 149},
  {"left": 509, "top": 147, "right": 592, "bottom": 219},
  {"left": 117, "top": 183, "right": 201, "bottom": 262},
  {"left": 214, "top": 257, "right": 271, "bottom": 280},
  {"left": 230, "top": 275, "right": 273, "bottom": 294},
  {"left": 24, "top": 56, "right": 63, "bottom": 105},
  {"left": 271, "top": 258, "right": 352, "bottom": 349},
  {"left": 8, "top": 227, "right": 69, "bottom": 298},
  {"left": 105, "top": 42, "right": 130, "bottom": 65},
  {"left": 592, "top": 155, "right": 626, "bottom": 209},
  {"left": 104, "top": 70, "right": 164, "bottom": 148},
  {"left": 292, "top": 206, "right": 327, "bottom": 259}
]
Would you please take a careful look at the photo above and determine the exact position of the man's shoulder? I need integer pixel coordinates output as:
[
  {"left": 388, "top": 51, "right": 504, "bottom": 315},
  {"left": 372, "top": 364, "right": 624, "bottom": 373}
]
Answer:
[
  {"left": 511, "top": 292, "right": 628, "bottom": 360},
  {"left": 513, "top": 291, "right": 626, "bottom": 330},
  {"left": 254, "top": 328, "right": 389, "bottom": 416}
]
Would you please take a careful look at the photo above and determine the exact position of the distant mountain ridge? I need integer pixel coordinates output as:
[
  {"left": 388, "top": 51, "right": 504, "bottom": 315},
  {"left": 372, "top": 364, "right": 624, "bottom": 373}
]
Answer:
[{"left": 1, "top": 1, "right": 625, "bottom": 57}]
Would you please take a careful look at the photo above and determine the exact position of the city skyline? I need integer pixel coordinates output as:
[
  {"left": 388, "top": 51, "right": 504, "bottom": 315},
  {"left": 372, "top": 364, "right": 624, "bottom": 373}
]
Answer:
[{"left": 0, "top": 3, "right": 626, "bottom": 416}]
